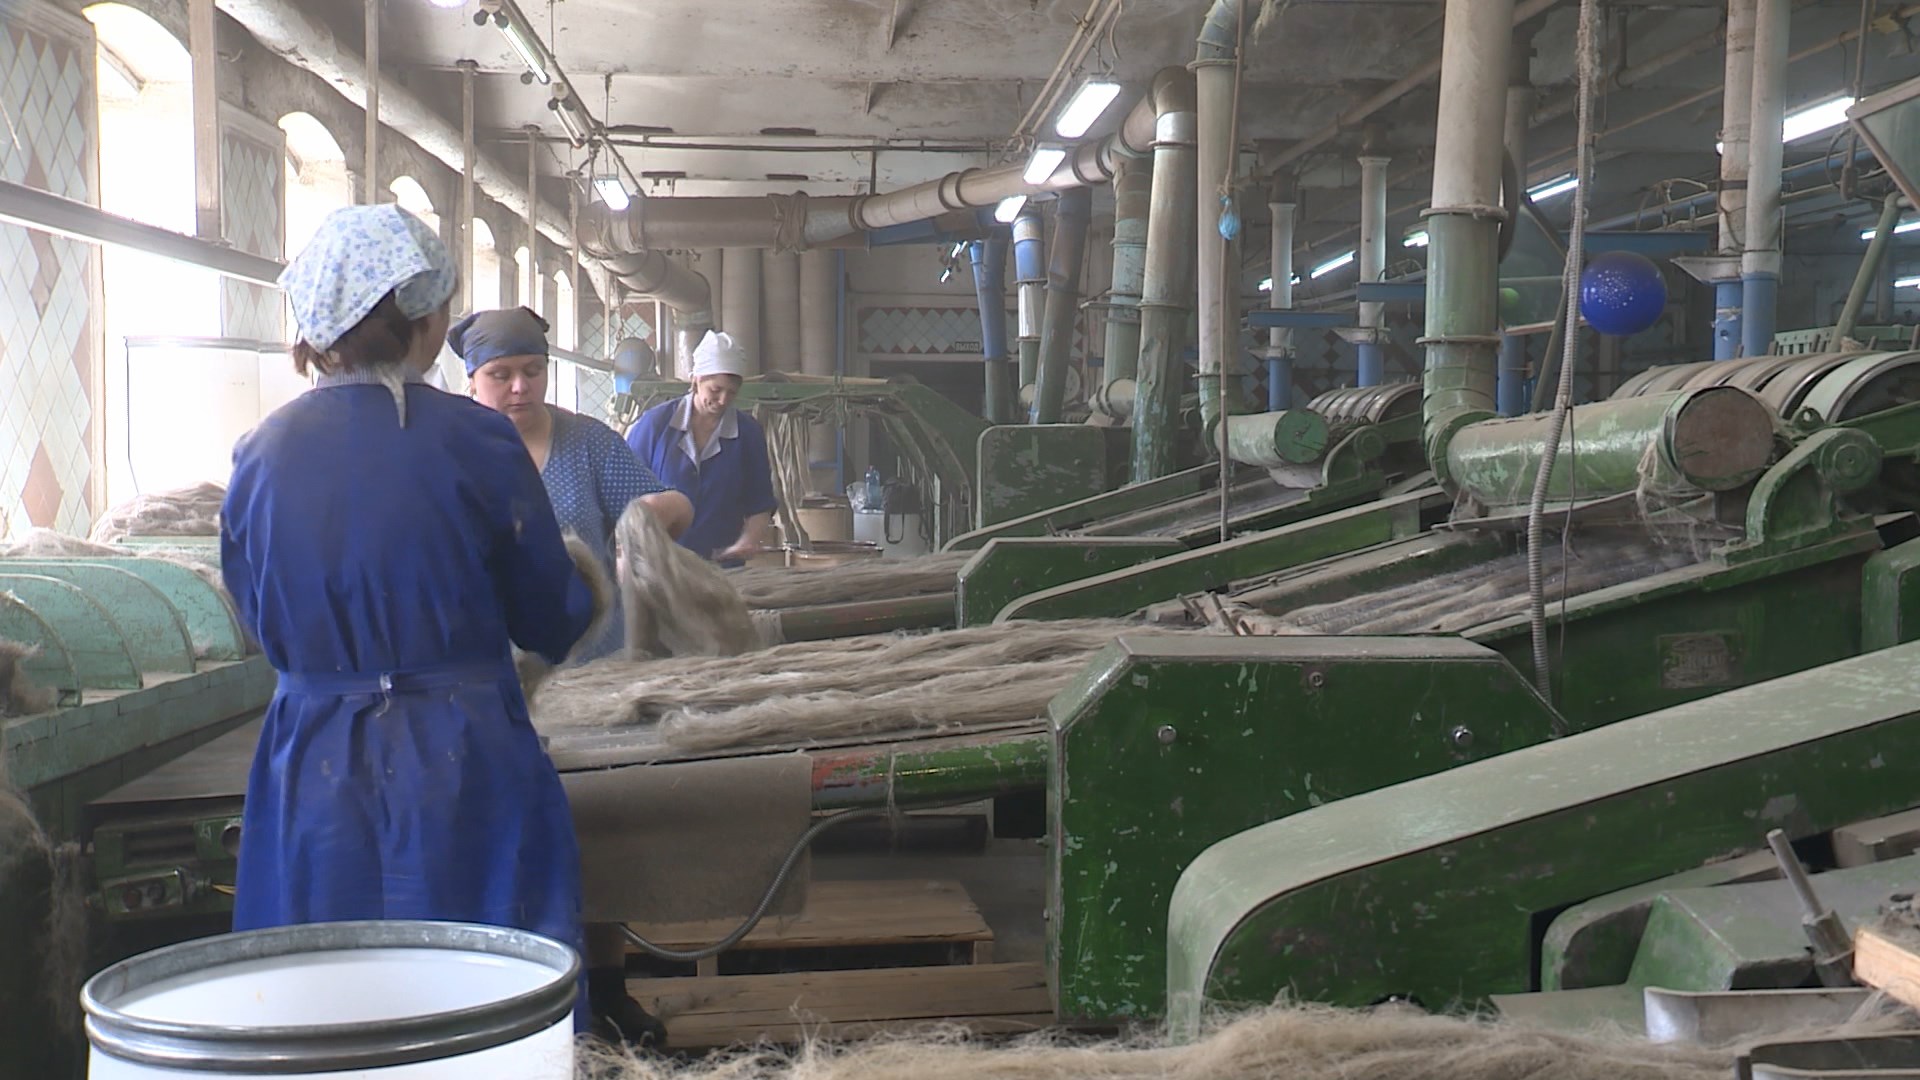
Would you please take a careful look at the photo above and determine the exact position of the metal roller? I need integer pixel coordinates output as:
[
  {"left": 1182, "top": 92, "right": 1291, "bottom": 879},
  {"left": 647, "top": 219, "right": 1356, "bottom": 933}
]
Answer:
[
  {"left": 1797, "top": 351, "right": 1920, "bottom": 423},
  {"left": 1714, "top": 354, "right": 1815, "bottom": 398},
  {"left": 1307, "top": 386, "right": 1368, "bottom": 423},
  {"left": 1361, "top": 381, "right": 1422, "bottom": 424},
  {"left": 1633, "top": 361, "right": 1721, "bottom": 396},
  {"left": 1673, "top": 355, "right": 1791, "bottom": 390},
  {"left": 1758, "top": 353, "right": 1865, "bottom": 417}
]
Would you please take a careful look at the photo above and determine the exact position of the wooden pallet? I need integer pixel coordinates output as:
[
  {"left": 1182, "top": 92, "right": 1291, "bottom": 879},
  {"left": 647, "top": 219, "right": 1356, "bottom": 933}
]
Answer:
[{"left": 625, "top": 879, "right": 1053, "bottom": 1048}]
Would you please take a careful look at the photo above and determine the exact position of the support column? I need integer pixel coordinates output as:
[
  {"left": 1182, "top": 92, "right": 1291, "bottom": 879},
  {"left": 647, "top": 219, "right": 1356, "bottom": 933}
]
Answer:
[
  {"left": 762, "top": 251, "right": 802, "bottom": 374},
  {"left": 457, "top": 60, "right": 476, "bottom": 314},
  {"left": 1133, "top": 103, "right": 1199, "bottom": 481},
  {"left": 971, "top": 238, "right": 1014, "bottom": 424},
  {"left": 1497, "top": 52, "right": 1532, "bottom": 414},
  {"left": 721, "top": 247, "right": 764, "bottom": 374},
  {"left": 800, "top": 250, "right": 838, "bottom": 487},
  {"left": 1741, "top": 0, "right": 1786, "bottom": 358},
  {"left": 363, "top": 0, "right": 380, "bottom": 204},
  {"left": 1194, "top": 57, "right": 1238, "bottom": 429},
  {"left": 697, "top": 249, "right": 725, "bottom": 329},
  {"left": 189, "top": 0, "right": 220, "bottom": 238},
  {"left": 1104, "top": 154, "right": 1150, "bottom": 388},
  {"left": 1357, "top": 145, "right": 1390, "bottom": 387},
  {"left": 1266, "top": 179, "right": 1296, "bottom": 412},
  {"left": 523, "top": 127, "right": 540, "bottom": 308},
  {"left": 1716, "top": 0, "right": 1756, "bottom": 358}
]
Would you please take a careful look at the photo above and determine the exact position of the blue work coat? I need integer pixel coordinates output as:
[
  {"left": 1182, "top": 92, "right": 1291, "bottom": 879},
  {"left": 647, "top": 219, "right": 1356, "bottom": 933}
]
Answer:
[
  {"left": 220, "top": 373, "right": 596, "bottom": 1025},
  {"left": 625, "top": 396, "right": 778, "bottom": 563}
]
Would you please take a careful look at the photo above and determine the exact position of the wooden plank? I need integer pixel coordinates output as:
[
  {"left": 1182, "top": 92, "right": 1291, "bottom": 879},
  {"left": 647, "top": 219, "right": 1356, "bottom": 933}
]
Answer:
[
  {"left": 631, "top": 962, "right": 1053, "bottom": 1048},
  {"left": 1856, "top": 923, "right": 1920, "bottom": 1008},
  {"left": 629, "top": 879, "right": 991, "bottom": 954}
]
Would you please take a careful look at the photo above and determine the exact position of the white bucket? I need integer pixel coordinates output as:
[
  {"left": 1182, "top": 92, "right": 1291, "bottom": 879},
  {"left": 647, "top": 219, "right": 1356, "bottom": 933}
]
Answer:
[{"left": 82, "top": 921, "right": 578, "bottom": 1079}]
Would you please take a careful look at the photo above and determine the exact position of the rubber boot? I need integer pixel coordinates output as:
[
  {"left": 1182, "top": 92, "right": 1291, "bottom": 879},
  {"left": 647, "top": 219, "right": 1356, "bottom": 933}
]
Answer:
[{"left": 588, "top": 967, "right": 668, "bottom": 1049}]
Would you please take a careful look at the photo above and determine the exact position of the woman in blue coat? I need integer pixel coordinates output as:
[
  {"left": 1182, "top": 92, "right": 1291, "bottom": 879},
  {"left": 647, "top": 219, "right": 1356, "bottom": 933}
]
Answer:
[
  {"left": 625, "top": 330, "right": 778, "bottom": 565},
  {"left": 220, "top": 206, "right": 603, "bottom": 1027},
  {"left": 448, "top": 306, "right": 694, "bottom": 662}
]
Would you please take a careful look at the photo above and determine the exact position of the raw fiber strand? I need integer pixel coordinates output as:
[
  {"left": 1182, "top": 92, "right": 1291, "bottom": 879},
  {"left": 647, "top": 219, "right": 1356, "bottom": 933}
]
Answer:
[
  {"left": 516, "top": 533, "right": 618, "bottom": 700},
  {"left": 1, "top": 727, "right": 88, "bottom": 1041},
  {"left": 618, "top": 501, "right": 761, "bottom": 659},
  {"left": 88, "top": 482, "right": 224, "bottom": 543},
  {"left": 0, "top": 639, "right": 54, "bottom": 718},
  {"left": 0, "top": 529, "right": 126, "bottom": 559},
  {"left": 575, "top": 999, "right": 1910, "bottom": 1080},
  {"left": 533, "top": 619, "right": 1173, "bottom": 755},
  {"left": 727, "top": 552, "right": 971, "bottom": 610}
]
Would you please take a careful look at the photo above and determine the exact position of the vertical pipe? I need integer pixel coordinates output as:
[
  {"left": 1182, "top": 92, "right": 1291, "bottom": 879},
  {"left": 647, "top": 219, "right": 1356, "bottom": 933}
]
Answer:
[
  {"left": 834, "top": 249, "right": 848, "bottom": 495},
  {"left": 800, "top": 248, "right": 838, "bottom": 487},
  {"left": 1742, "top": 0, "right": 1788, "bottom": 358},
  {"left": 1104, "top": 154, "right": 1150, "bottom": 387},
  {"left": 1034, "top": 187, "right": 1093, "bottom": 424},
  {"left": 1194, "top": 57, "right": 1238, "bottom": 430},
  {"left": 523, "top": 127, "right": 539, "bottom": 308},
  {"left": 697, "top": 249, "right": 725, "bottom": 327},
  {"left": 1497, "top": 63, "right": 1532, "bottom": 414},
  {"left": 1013, "top": 208, "right": 1046, "bottom": 401},
  {"left": 971, "top": 238, "right": 1014, "bottom": 423},
  {"left": 1835, "top": 193, "right": 1902, "bottom": 347},
  {"left": 721, "top": 247, "right": 764, "bottom": 373},
  {"left": 189, "top": 0, "right": 220, "bottom": 239},
  {"left": 1267, "top": 184, "right": 1296, "bottom": 412},
  {"left": 363, "top": 0, "right": 380, "bottom": 205},
  {"left": 1717, "top": 0, "right": 1756, "bottom": 358},
  {"left": 1132, "top": 102, "right": 1200, "bottom": 482},
  {"left": 1422, "top": 0, "right": 1512, "bottom": 491},
  {"left": 458, "top": 61, "right": 476, "bottom": 315},
  {"left": 1356, "top": 150, "right": 1390, "bottom": 387},
  {"left": 763, "top": 251, "right": 802, "bottom": 374}
]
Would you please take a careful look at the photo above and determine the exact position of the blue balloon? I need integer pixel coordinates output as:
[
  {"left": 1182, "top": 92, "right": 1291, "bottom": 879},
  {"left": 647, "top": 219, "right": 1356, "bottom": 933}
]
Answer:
[{"left": 1579, "top": 250, "right": 1668, "bottom": 337}]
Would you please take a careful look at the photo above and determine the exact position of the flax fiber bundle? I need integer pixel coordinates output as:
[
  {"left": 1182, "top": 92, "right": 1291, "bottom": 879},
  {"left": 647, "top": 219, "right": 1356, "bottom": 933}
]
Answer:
[
  {"left": 727, "top": 552, "right": 971, "bottom": 610},
  {"left": 87, "top": 481, "right": 224, "bottom": 542},
  {"left": 578, "top": 999, "right": 1911, "bottom": 1080},
  {"left": 0, "top": 640, "right": 54, "bottom": 719},
  {"left": 618, "top": 502, "right": 761, "bottom": 658},
  {"left": 534, "top": 619, "right": 1172, "bottom": 754}
]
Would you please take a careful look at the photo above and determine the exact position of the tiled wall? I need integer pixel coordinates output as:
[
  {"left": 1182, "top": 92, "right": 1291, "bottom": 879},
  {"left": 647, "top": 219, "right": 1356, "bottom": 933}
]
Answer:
[
  {"left": 0, "top": 1, "right": 99, "bottom": 534},
  {"left": 219, "top": 104, "right": 284, "bottom": 343}
]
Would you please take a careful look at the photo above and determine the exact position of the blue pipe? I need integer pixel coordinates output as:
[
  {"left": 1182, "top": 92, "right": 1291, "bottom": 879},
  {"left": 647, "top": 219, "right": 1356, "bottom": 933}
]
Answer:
[
  {"left": 1266, "top": 355, "right": 1288, "bottom": 411},
  {"left": 1012, "top": 219, "right": 1045, "bottom": 284},
  {"left": 1741, "top": 271, "right": 1777, "bottom": 359},
  {"left": 1496, "top": 333, "right": 1527, "bottom": 415},
  {"left": 1713, "top": 279, "right": 1744, "bottom": 360},
  {"left": 970, "top": 238, "right": 1013, "bottom": 423},
  {"left": 1357, "top": 341, "right": 1384, "bottom": 387}
]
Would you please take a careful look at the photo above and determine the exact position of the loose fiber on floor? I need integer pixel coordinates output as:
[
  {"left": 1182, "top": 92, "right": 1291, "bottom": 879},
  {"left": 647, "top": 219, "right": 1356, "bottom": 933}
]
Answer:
[
  {"left": 726, "top": 552, "right": 971, "bottom": 610},
  {"left": 533, "top": 618, "right": 1170, "bottom": 754}
]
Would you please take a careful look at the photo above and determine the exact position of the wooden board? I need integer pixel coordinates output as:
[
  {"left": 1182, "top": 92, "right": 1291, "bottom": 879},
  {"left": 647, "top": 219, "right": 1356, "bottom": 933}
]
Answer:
[
  {"left": 1856, "top": 922, "right": 1920, "bottom": 1008},
  {"left": 629, "top": 879, "right": 992, "bottom": 956},
  {"left": 630, "top": 961, "right": 1053, "bottom": 1048}
]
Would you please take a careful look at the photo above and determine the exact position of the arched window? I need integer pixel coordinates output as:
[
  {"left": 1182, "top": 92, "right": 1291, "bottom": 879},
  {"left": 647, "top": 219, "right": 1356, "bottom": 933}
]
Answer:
[
  {"left": 389, "top": 176, "right": 439, "bottom": 236},
  {"left": 279, "top": 112, "right": 351, "bottom": 260},
  {"left": 472, "top": 218, "right": 502, "bottom": 312},
  {"left": 86, "top": 3, "right": 222, "bottom": 504},
  {"left": 550, "top": 269, "right": 577, "bottom": 407}
]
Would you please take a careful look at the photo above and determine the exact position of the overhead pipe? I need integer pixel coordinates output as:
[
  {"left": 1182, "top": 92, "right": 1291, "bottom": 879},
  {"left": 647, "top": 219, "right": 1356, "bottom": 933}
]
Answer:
[
  {"left": 1421, "top": 0, "right": 1513, "bottom": 491},
  {"left": 1717, "top": 0, "right": 1757, "bottom": 359},
  {"left": 596, "top": 249, "right": 714, "bottom": 364},
  {"left": 721, "top": 247, "right": 765, "bottom": 374},
  {"left": 1033, "top": 188, "right": 1093, "bottom": 424},
  {"left": 970, "top": 238, "right": 1015, "bottom": 424},
  {"left": 1103, "top": 154, "right": 1151, "bottom": 389},
  {"left": 214, "top": 0, "right": 575, "bottom": 250},
  {"left": 1267, "top": 178, "right": 1296, "bottom": 411},
  {"left": 763, "top": 251, "right": 802, "bottom": 374},
  {"left": 1013, "top": 207, "right": 1047, "bottom": 398},
  {"left": 1497, "top": 50, "right": 1533, "bottom": 415},
  {"left": 1131, "top": 75, "right": 1200, "bottom": 481},
  {"left": 1356, "top": 146, "right": 1390, "bottom": 387},
  {"left": 1742, "top": 0, "right": 1789, "bottom": 359},
  {"left": 1195, "top": 3, "right": 1242, "bottom": 433}
]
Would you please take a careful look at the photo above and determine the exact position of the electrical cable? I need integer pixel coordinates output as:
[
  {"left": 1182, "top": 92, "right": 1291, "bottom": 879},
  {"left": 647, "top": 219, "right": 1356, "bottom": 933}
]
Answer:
[{"left": 1524, "top": 0, "right": 1600, "bottom": 698}]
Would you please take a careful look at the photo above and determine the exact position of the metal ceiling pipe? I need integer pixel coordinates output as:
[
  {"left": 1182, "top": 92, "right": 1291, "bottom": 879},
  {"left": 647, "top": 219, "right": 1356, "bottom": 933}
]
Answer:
[
  {"left": 1421, "top": 0, "right": 1512, "bottom": 493},
  {"left": 763, "top": 251, "right": 802, "bottom": 374},
  {"left": 1194, "top": 4, "right": 1241, "bottom": 434},
  {"left": 1357, "top": 149, "right": 1391, "bottom": 387},
  {"left": 1267, "top": 179, "right": 1296, "bottom": 411},
  {"left": 214, "top": 0, "right": 573, "bottom": 250},
  {"left": 599, "top": 251, "right": 714, "bottom": 364},
  {"left": 1013, "top": 207, "right": 1047, "bottom": 397},
  {"left": 799, "top": 249, "right": 839, "bottom": 489},
  {"left": 1132, "top": 94, "right": 1200, "bottom": 481},
  {"left": 1718, "top": 0, "right": 1757, "bottom": 359},
  {"left": 1498, "top": 55, "right": 1532, "bottom": 415},
  {"left": 1034, "top": 186, "right": 1093, "bottom": 424},
  {"left": 1742, "top": 0, "right": 1789, "bottom": 358},
  {"left": 721, "top": 247, "right": 765, "bottom": 374},
  {"left": 1102, "top": 154, "right": 1151, "bottom": 391},
  {"left": 699, "top": 249, "right": 725, "bottom": 326},
  {"left": 970, "top": 238, "right": 1015, "bottom": 424}
]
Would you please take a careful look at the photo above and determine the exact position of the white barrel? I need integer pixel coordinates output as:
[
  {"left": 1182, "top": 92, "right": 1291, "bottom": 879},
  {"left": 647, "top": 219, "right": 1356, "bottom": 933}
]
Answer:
[{"left": 82, "top": 921, "right": 578, "bottom": 1079}]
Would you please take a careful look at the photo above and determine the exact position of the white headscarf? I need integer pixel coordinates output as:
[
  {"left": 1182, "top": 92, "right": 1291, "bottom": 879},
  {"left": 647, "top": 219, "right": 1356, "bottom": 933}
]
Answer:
[{"left": 691, "top": 331, "right": 750, "bottom": 379}]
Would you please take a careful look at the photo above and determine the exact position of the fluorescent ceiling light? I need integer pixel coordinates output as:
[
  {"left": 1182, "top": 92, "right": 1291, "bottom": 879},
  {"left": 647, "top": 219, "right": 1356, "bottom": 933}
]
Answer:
[
  {"left": 949, "top": 241, "right": 966, "bottom": 260},
  {"left": 427, "top": 0, "right": 465, "bottom": 8},
  {"left": 499, "top": 16, "right": 551, "bottom": 85},
  {"left": 1862, "top": 219, "right": 1920, "bottom": 241},
  {"left": 939, "top": 267, "right": 953, "bottom": 283},
  {"left": 1310, "top": 250, "right": 1356, "bottom": 279},
  {"left": 592, "top": 171, "right": 630, "bottom": 212},
  {"left": 1024, "top": 146, "right": 1068, "bottom": 186},
  {"left": 1055, "top": 81, "right": 1123, "bottom": 139},
  {"left": 1403, "top": 230, "right": 1430, "bottom": 248},
  {"left": 1258, "top": 277, "right": 1272, "bottom": 292},
  {"left": 1897, "top": 276, "right": 1920, "bottom": 289},
  {"left": 1529, "top": 174, "right": 1578, "bottom": 201},
  {"left": 994, "top": 195, "right": 1028, "bottom": 224},
  {"left": 1783, "top": 96, "right": 1856, "bottom": 143}
]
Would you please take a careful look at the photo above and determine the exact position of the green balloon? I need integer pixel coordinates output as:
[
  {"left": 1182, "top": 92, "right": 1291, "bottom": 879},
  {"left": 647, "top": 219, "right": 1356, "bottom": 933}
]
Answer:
[{"left": 1498, "top": 287, "right": 1524, "bottom": 321}]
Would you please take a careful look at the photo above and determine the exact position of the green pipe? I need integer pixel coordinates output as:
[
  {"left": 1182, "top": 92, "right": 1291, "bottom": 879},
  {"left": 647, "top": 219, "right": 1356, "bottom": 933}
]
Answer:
[
  {"left": 1445, "top": 386, "right": 1778, "bottom": 510},
  {"left": 1421, "top": 211, "right": 1501, "bottom": 492},
  {"left": 1209, "top": 409, "right": 1330, "bottom": 468},
  {"left": 774, "top": 592, "right": 957, "bottom": 641},
  {"left": 810, "top": 732, "right": 1050, "bottom": 810}
]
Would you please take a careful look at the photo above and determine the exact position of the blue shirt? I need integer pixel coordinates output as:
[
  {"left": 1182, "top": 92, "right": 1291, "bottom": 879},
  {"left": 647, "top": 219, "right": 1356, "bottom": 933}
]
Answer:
[
  {"left": 626, "top": 395, "right": 778, "bottom": 563},
  {"left": 538, "top": 404, "right": 668, "bottom": 661}
]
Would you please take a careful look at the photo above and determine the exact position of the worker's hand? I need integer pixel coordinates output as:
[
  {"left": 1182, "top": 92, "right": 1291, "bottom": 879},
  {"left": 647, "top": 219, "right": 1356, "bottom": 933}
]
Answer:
[{"left": 714, "top": 539, "right": 761, "bottom": 563}]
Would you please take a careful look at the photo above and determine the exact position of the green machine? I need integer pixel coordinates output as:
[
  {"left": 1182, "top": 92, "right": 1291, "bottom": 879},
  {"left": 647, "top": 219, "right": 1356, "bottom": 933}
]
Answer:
[{"left": 0, "top": 551, "right": 269, "bottom": 1077}]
